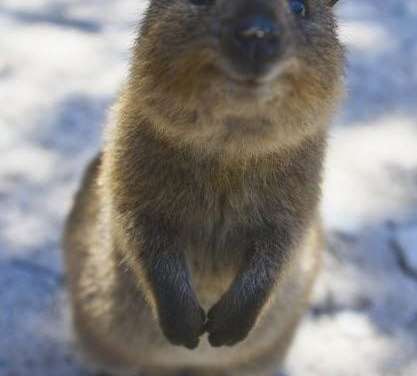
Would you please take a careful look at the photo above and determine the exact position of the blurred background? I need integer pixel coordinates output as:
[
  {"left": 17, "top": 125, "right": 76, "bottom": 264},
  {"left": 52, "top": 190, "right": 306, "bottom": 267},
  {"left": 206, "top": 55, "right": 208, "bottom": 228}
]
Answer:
[{"left": 1, "top": 1, "right": 417, "bottom": 375}]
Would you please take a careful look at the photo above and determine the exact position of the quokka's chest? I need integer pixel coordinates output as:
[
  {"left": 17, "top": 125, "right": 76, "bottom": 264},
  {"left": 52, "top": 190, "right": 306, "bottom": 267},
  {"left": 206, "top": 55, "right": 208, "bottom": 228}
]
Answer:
[
  {"left": 182, "top": 197, "right": 251, "bottom": 308},
  {"left": 178, "top": 185, "right": 275, "bottom": 263},
  {"left": 178, "top": 182, "right": 274, "bottom": 243}
]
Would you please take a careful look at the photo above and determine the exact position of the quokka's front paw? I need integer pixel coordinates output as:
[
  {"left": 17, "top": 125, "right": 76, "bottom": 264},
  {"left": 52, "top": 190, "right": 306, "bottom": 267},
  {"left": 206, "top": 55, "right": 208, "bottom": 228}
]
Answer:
[
  {"left": 205, "top": 294, "right": 260, "bottom": 348},
  {"left": 157, "top": 295, "right": 206, "bottom": 350}
]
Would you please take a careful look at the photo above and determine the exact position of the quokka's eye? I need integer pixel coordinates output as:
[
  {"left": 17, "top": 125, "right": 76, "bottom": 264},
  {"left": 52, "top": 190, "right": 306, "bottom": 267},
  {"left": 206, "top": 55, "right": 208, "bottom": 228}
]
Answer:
[
  {"left": 189, "top": 0, "right": 214, "bottom": 6},
  {"left": 289, "top": 0, "right": 307, "bottom": 17}
]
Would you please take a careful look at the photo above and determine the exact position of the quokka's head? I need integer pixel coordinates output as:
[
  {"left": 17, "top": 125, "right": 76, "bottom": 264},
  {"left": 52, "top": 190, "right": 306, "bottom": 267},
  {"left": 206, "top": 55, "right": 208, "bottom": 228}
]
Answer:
[{"left": 131, "top": 0, "right": 345, "bottom": 156}]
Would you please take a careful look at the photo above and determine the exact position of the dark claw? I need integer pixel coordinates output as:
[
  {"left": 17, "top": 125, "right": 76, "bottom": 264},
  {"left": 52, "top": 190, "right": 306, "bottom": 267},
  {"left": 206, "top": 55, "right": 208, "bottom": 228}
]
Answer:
[
  {"left": 205, "top": 295, "right": 257, "bottom": 347},
  {"left": 159, "top": 300, "right": 206, "bottom": 350}
]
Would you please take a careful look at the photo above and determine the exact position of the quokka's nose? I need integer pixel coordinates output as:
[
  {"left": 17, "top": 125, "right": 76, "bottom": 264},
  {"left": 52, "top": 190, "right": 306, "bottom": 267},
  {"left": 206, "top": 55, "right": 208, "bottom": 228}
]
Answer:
[{"left": 230, "top": 15, "right": 281, "bottom": 73}]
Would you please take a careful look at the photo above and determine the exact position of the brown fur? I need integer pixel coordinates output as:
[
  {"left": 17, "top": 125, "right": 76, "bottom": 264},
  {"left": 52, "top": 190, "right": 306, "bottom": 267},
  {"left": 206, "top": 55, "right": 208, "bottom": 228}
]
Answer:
[{"left": 63, "top": 1, "right": 344, "bottom": 375}]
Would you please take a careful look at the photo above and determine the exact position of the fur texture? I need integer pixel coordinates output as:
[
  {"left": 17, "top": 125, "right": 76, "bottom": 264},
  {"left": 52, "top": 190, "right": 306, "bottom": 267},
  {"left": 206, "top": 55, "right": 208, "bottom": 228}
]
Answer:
[{"left": 63, "top": 0, "right": 344, "bottom": 375}]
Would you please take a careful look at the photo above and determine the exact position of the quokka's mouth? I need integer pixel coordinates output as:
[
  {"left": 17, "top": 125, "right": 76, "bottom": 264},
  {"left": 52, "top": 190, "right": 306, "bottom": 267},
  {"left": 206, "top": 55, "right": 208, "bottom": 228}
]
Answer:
[{"left": 218, "top": 55, "right": 300, "bottom": 93}]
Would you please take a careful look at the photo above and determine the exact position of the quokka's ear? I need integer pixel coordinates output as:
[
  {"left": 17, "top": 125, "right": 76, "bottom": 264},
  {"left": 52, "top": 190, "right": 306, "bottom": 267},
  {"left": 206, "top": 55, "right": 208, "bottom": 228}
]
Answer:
[{"left": 328, "top": 0, "right": 340, "bottom": 6}]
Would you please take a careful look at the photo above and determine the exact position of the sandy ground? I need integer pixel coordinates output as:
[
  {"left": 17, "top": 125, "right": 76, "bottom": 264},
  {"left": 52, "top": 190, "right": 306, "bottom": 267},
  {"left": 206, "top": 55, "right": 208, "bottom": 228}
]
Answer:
[{"left": 1, "top": 1, "right": 417, "bottom": 375}]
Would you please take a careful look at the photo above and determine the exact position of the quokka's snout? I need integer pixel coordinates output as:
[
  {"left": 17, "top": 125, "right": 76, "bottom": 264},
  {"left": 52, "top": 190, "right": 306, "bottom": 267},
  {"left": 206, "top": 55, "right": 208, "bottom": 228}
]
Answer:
[
  {"left": 217, "top": 0, "right": 283, "bottom": 78},
  {"left": 212, "top": 0, "right": 304, "bottom": 80}
]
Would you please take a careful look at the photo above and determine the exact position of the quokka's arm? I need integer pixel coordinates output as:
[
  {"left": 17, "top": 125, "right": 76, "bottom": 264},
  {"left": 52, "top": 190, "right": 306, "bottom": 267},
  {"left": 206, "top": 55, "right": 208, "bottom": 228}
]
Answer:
[
  {"left": 205, "top": 223, "right": 292, "bottom": 347},
  {"left": 126, "top": 216, "right": 206, "bottom": 350},
  {"left": 105, "top": 130, "right": 206, "bottom": 349}
]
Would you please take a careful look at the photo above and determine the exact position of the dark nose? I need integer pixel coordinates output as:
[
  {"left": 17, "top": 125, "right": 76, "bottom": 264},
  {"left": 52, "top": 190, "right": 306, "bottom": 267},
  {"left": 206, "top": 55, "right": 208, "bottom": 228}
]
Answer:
[{"left": 223, "top": 15, "right": 281, "bottom": 75}]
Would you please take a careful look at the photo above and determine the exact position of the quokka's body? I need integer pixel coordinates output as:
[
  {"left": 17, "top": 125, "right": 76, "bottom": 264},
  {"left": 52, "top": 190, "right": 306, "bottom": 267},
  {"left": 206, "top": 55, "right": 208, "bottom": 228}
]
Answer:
[{"left": 63, "top": 1, "right": 344, "bottom": 375}]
